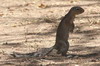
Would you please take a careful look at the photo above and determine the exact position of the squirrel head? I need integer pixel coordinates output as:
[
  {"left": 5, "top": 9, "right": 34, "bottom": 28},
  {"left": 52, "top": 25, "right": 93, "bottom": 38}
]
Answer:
[{"left": 70, "top": 6, "right": 84, "bottom": 15}]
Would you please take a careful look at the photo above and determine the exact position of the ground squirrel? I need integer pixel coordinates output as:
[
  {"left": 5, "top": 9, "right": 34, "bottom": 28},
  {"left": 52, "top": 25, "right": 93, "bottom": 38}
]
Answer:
[
  {"left": 47, "top": 6, "right": 84, "bottom": 56},
  {"left": 11, "top": 6, "right": 84, "bottom": 57}
]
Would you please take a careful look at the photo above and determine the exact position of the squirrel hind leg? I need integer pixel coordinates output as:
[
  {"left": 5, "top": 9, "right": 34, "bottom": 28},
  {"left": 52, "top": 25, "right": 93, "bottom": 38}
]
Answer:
[
  {"left": 61, "top": 52, "right": 67, "bottom": 56},
  {"left": 56, "top": 49, "right": 61, "bottom": 54}
]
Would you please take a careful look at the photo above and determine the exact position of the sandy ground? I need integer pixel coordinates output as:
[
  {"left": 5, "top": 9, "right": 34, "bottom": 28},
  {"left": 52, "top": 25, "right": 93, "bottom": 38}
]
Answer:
[{"left": 0, "top": 0, "right": 100, "bottom": 66}]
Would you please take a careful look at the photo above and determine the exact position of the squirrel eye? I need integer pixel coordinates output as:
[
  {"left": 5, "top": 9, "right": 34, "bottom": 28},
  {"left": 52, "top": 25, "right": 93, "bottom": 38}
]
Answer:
[{"left": 76, "top": 8, "right": 79, "bottom": 10}]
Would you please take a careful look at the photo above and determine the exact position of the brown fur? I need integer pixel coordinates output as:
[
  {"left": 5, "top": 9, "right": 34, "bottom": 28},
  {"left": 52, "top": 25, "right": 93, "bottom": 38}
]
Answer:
[{"left": 53, "top": 6, "right": 84, "bottom": 56}]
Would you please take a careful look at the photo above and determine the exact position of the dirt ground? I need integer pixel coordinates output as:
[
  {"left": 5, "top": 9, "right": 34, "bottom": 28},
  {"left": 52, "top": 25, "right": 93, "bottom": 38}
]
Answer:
[{"left": 0, "top": 0, "right": 100, "bottom": 66}]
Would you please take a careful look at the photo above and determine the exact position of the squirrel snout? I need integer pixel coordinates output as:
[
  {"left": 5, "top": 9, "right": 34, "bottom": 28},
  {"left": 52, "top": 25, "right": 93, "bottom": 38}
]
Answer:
[{"left": 81, "top": 8, "right": 85, "bottom": 13}]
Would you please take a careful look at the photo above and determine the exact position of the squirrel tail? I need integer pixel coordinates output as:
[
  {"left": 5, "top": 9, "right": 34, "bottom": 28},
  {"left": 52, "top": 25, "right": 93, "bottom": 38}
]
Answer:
[{"left": 44, "top": 46, "right": 54, "bottom": 55}]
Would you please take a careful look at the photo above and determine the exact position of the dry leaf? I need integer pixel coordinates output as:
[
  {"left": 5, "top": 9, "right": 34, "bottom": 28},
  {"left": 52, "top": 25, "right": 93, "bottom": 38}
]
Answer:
[
  {"left": 38, "top": 3, "right": 47, "bottom": 8},
  {"left": 11, "top": 25, "right": 17, "bottom": 27}
]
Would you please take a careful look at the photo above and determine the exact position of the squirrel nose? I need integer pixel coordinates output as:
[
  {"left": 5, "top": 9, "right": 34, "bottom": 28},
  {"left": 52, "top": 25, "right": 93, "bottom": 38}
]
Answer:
[{"left": 82, "top": 8, "right": 85, "bottom": 13}]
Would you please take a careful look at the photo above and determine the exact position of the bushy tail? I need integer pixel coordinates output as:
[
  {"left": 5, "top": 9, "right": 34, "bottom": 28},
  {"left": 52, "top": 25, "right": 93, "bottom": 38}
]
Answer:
[
  {"left": 44, "top": 46, "right": 54, "bottom": 55},
  {"left": 11, "top": 46, "right": 54, "bottom": 58},
  {"left": 11, "top": 52, "right": 36, "bottom": 58}
]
